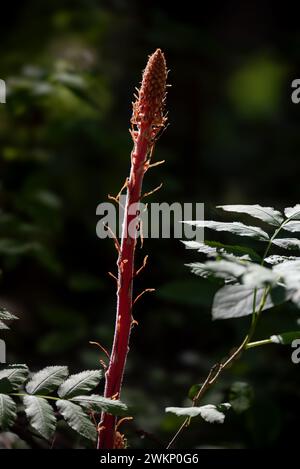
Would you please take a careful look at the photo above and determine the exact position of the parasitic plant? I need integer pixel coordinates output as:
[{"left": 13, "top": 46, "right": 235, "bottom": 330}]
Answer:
[{"left": 97, "top": 49, "right": 168, "bottom": 449}]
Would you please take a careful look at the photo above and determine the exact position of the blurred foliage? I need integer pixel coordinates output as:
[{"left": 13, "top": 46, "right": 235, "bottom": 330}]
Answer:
[{"left": 0, "top": 0, "right": 300, "bottom": 448}]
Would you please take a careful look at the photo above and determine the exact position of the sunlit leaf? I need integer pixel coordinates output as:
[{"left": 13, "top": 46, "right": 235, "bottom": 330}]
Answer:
[
  {"left": 184, "top": 220, "right": 269, "bottom": 240},
  {"left": 23, "top": 395, "right": 56, "bottom": 440},
  {"left": 284, "top": 205, "right": 300, "bottom": 219},
  {"left": 26, "top": 366, "right": 68, "bottom": 395},
  {"left": 56, "top": 400, "right": 96, "bottom": 441},
  {"left": 71, "top": 395, "right": 128, "bottom": 416},
  {"left": 0, "top": 394, "right": 17, "bottom": 430},
  {"left": 166, "top": 403, "right": 231, "bottom": 423},
  {"left": 58, "top": 370, "right": 102, "bottom": 398},
  {"left": 270, "top": 331, "right": 300, "bottom": 345},
  {"left": 218, "top": 204, "right": 283, "bottom": 226}
]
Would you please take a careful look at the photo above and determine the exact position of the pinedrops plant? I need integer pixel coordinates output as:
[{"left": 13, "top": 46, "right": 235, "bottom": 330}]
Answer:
[
  {"left": 98, "top": 49, "right": 168, "bottom": 449},
  {"left": 166, "top": 204, "right": 300, "bottom": 447}
]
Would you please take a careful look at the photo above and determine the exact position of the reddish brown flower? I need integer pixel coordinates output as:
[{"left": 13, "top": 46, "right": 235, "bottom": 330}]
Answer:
[{"left": 132, "top": 48, "right": 167, "bottom": 129}]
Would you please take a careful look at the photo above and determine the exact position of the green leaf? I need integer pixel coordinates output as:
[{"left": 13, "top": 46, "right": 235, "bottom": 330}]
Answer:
[
  {"left": 284, "top": 205, "right": 300, "bottom": 219},
  {"left": 188, "top": 384, "right": 202, "bottom": 401},
  {"left": 265, "top": 255, "right": 298, "bottom": 265},
  {"left": 189, "top": 260, "right": 278, "bottom": 288},
  {"left": 0, "top": 394, "right": 17, "bottom": 430},
  {"left": 56, "top": 399, "right": 96, "bottom": 441},
  {"left": 182, "top": 241, "right": 217, "bottom": 256},
  {"left": 187, "top": 260, "right": 247, "bottom": 281},
  {"left": 165, "top": 403, "right": 231, "bottom": 423},
  {"left": 26, "top": 366, "right": 69, "bottom": 395},
  {"left": 0, "top": 364, "right": 29, "bottom": 390},
  {"left": 0, "top": 306, "right": 18, "bottom": 329},
  {"left": 0, "top": 239, "right": 39, "bottom": 256},
  {"left": 185, "top": 220, "right": 269, "bottom": 240},
  {"left": 0, "top": 308, "right": 18, "bottom": 321},
  {"left": 270, "top": 331, "right": 300, "bottom": 345},
  {"left": 217, "top": 204, "right": 283, "bottom": 226},
  {"left": 205, "top": 241, "right": 261, "bottom": 262},
  {"left": 212, "top": 285, "right": 276, "bottom": 320},
  {"left": 23, "top": 395, "right": 56, "bottom": 440},
  {"left": 0, "top": 321, "right": 9, "bottom": 330},
  {"left": 71, "top": 394, "right": 128, "bottom": 416},
  {"left": 242, "top": 264, "right": 278, "bottom": 288},
  {"left": 182, "top": 240, "right": 261, "bottom": 262},
  {"left": 0, "top": 378, "right": 13, "bottom": 393},
  {"left": 229, "top": 382, "right": 253, "bottom": 413},
  {"left": 283, "top": 221, "right": 300, "bottom": 232},
  {"left": 274, "top": 260, "right": 300, "bottom": 306},
  {"left": 272, "top": 238, "right": 300, "bottom": 250},
  {"left": 58, "top": 370, "right": 102, "bottom": 398}
]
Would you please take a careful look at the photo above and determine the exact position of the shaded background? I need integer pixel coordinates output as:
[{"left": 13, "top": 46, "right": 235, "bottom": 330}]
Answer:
[{"left": 0, "top": 0, "right": 299, "bottom": 448}]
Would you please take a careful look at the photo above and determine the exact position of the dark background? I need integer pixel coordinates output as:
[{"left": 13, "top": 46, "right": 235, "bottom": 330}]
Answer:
[{"left": 0, "top": 0, "right": 299, "bottom": 448}]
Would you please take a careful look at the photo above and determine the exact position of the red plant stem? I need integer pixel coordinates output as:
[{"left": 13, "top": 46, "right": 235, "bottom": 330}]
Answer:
[
  {"left": 97, "top": 49, "right": 167, "bottom": 449},
  {"left": 97, "top": 123, "right": 149, "bottom": 449}
]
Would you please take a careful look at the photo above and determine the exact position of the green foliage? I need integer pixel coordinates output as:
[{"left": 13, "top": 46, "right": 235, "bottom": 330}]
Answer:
[
  {"left": 58, "top": 370, "right": 102, "bottom": 398},
  {"left": 56, "top": 400, "right": 96, "bottom": 441},
  {"left": 26, "top": 366, "right": 69, "bottom": 395},
  {"left": 0, "top": 394, "right": 17, "bottom": 430},
  {"left": 229, "top": 382, "right": 254, "bottom": 413},
  {"left": 185, "top": 204, "right": 300, "bottom": 322},
  {"left": 0, "top": 364, "right": 127, "bottom": 443},
  {"left": 217, "top": 205, "right": 284, "bottom": 226},
  {"left": 23, "top": 395, "right": 56, "bottom": 440},
  {"left": 0, "top": 364, "right": 29, "bottom": 390},
  {"left": 167, "top": 205, "right": 300, "bottom": 437},
  {"left": 0, "top": 308, "right": 18, "bottom": 330},
  {"left": 270, "top": 331, "right": 300, "bottom": 345},
  {"left": 70, "top": 395, "right": 128, "bottom": 416},
  {"left": 166, "top": 403, "right": 231, "bottom": 424},
  {"left": 185, "top": 220, "right": 269, "bottom": 241}
]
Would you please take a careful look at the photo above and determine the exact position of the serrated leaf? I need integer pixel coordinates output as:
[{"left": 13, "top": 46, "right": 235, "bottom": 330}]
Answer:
[
  {"left": 270, "top": 331, "right": 300, "bottom": 344},
  {"left": 242, "top": 264, "right": 278, "bottom": 288},
  {"left": 229, "top": 382, "right": 253, "bottom": 414},
  {"left": 0, "top": 394, "right": 17, "bottom": 430},
  {"left": 0, "top": 321, "right": 9, "bottom": 330},
  {"left": 58, "top": 370, "right": 102, "bottom": 398},
  {"left": 71, "top": 394, "right": 128, "bottom": 416},
  {"left": 265, "top": 255, "right": 298, "bottom": 265},
  {"left": 23, "top": 395, "right": 56, "bottom": 440},
  {"left": 284, "top": 205, "right": 300, "bottom": 219},
  {"left": 283, "top": 221, "right": 300, "bottom": 232},
  {"left": 185, "top": 220, "right": 269, "bottom": 240},
  {"left": 0, "top": 365, "right": 29, "bottom": 390},
  {"left": 26, "top": 366, "right": 68, "bottom": 395},
  {"left": 274, "top": 260, "right": 300, "bottom": 306},
  {"left": 166, "top": 403, "right": 231, "bottom": 423},
  {"left": 56, "top": 399, "right": 96, "bottom": 441},
  {"left": 0, "top": 308, "right": 18, "bottom": 321},
  {"left": 186, "top": 260, "right": 246, "bottom": 280},
  {"left": 183, "top": 240, "right": 261, "bottom": 261},
  {"left": 205, "top": 241, "right": 261, "bottom": 262},
  {"left": 218, "top": 204, "right": 283, "bottom": 226},
  {"left": 212, "top": 285, "right": 278, "bottom": 320},
  {"left": 190, "top": 260, "right": 278, "bottom": 289},
  {"left": 272, "top": 238, "right": 300, "bottom": 250},
  {"left": 188, "top": 260, "right": 247, "bottom": 281},
  {"left": 182, "top": 241, "right": 217, "bottom": 256}
]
